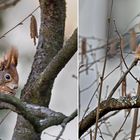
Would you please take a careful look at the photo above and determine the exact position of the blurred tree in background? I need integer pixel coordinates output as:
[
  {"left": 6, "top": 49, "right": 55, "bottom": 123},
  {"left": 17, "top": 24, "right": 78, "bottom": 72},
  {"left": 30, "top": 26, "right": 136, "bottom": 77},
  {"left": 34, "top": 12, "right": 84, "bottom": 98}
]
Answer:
[{"left": 79, "top": 0, "right": 140, "bottom": 140}]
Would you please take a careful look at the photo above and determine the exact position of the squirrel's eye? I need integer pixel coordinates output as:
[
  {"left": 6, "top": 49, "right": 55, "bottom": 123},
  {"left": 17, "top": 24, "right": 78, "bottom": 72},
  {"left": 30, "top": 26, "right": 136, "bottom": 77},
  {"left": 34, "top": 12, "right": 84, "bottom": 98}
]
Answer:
[{"left": 4, "top": 73, "right": 11, "bottom": 81}]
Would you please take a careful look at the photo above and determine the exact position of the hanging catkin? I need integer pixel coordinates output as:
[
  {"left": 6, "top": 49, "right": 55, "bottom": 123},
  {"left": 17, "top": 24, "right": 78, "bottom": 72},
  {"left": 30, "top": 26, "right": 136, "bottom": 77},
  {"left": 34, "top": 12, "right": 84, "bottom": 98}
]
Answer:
[
  {"left": 81, "top": 38, "right": 87, "bottom": 56},
  {"left": 122, "top": 76, "right": 127, "bottom": 97},
  {"left": 135, "top": 44, "right": 140, "bottom": 59},
  {"left": 30, "top": 15, "right": 38, "bottom": 45},
  {"left": 81, "top": 38, "right": 87, "bottom": 63},
  {"left": 109, "top": 38, "right": 116, "bottom": 55},
  {"left": 81, "top": 38, "right": 87, "bottom": 55},
  {"left": 130, "top": 29, "right": 137, "bottom": 51}
]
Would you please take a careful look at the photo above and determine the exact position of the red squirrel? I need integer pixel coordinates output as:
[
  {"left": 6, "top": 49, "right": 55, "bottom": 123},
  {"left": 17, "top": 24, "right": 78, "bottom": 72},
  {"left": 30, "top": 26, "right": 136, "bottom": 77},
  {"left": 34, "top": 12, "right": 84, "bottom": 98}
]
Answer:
[{"left": 0, "top": 48, "right": 18, "bottom": 95}]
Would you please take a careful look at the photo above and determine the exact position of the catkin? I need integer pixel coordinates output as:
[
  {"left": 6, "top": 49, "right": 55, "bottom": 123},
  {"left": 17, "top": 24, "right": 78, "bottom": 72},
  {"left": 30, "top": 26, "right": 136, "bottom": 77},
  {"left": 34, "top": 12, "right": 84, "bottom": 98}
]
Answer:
[
  {"left": 81, "top": 38, "right": 87, "bottom": 63},
  {"left": 81, "top": 38, "right": 87, "bottom": 55},
  {"left": 130, "top": 29, "right": 137, "bottom": 51},
  {"left": 30, "top": 15, "right": 38, "bottom": 45},
  {"left": 122, "top": 77, "right": 126, "bottom": 97}
]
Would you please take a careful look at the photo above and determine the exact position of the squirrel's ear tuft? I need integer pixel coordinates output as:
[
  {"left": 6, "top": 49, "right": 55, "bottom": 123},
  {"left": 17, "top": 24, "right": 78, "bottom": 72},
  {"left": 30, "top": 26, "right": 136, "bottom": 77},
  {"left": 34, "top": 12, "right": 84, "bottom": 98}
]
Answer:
[
  {"left": 11, "top": 48, "right": 18, "bottom": 67},
  {"left": 0, "top": 59, "right": 4, "bottom": 70},
  {"left": 5, "top": 48, "right": 18, "bottom": 68}
]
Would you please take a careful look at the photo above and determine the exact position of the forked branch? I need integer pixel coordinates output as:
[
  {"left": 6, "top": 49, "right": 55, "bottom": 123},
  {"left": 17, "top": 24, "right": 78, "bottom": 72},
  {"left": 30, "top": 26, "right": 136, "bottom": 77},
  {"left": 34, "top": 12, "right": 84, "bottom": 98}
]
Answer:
[{"left": 0, "top": 93, "right": 77, "bottom": 133}]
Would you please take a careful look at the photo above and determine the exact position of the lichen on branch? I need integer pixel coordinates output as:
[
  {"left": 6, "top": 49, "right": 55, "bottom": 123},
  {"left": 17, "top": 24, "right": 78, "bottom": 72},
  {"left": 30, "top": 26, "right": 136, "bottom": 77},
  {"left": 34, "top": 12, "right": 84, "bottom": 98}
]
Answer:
[{"left": 79, "top": 95, "right": 140, "bottom": 137}]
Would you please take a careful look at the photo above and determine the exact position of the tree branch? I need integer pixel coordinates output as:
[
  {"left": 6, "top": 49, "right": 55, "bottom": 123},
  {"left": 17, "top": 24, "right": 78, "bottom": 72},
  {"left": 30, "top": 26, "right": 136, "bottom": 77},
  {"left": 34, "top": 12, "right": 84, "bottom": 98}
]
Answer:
[
  {"left": 0, "top": 0, "right": 20, "bottom": 10},
  {"left": 31, "top": 29, "right": 77, "bottom": 106},
  {"left": 79, "top": 95, "right": 140, "bottom": 137},
  {"left": 0, "top": 93, "right": 71, "bottom": 133},
  {"left": 107, "top": 58, "right": 139, "bottom": 99},
  {"left": 12, "top": 1, "right": 76, "bottom": 139},
  {"left": 56, "top": 110, "right": 77, "bottom": 140},
  {"left": 22, "top": 28, "right": 77, "bottom": 107},
  {"left": 22, "top": 0, "right": 66, "bottom": 106}
]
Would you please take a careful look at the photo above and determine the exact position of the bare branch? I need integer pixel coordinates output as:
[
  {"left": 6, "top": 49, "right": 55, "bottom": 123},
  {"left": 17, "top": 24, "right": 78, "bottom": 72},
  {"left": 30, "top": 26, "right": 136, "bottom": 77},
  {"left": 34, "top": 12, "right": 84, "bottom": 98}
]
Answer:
[
  {"left": 0, "top": 0, "right": 20, "bottom": 10},
  {"left": 22, "top": 0, "right": 67, "bottom": 107},
  {"left": 107, "top": 58, "right": 139, "bottom": 99},
  {"left": 112, "top": 111, "right": 130, "bottom": 140},
  {"left": 0, "top": 6, "right": 40, "bottom": 39},
  {"left": 31, "top": 29, "right": 77, "bottom": 104},
  {"left": 131, "top": 81, "right": 140, "bottom": 140},
  {"left": 79, "top": 95, "right": 140, "bottom": 137},
  {"left": 113, "top": 19, "right": 140, "bottom": 84},
  {"left": 22, "top": 29, "right": 77, "bottom": 106},
  {"left": 56, "top": 110, "right": 77, "bottom": 140},
  {"left": 12, "top": 1, "right": 75, "bottom": 139},
  {"left": 94, "top": 0, "right": 114, "bottom": 138},
  {"left": 0, "top": 93, "right": 69, "bottom": 133}
]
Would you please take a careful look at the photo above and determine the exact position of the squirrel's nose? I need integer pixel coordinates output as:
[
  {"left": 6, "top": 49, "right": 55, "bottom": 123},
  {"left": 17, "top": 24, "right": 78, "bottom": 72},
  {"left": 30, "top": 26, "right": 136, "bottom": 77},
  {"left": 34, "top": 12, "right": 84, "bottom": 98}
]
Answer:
[
  {"left": 6, "top": 83, "right": 18, "bottom": 90},
  {"left": 7, "top": 83, "right": 18, "bottom": 89},
  {"left": 13, "top": 84, "right": 18, "bottom": 89}
]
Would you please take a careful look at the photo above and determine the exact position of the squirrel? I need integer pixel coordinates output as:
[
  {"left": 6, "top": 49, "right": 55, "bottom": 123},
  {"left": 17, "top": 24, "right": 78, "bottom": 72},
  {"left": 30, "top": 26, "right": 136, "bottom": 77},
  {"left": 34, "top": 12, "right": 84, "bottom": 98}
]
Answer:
[{"left": 0, "top": 48, "right": 18, "bottom": 95}]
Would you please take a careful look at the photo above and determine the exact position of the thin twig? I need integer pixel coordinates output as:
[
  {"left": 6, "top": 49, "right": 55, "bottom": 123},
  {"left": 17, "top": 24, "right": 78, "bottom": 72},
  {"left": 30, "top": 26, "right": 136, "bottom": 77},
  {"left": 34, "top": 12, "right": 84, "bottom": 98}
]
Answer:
[
  {"left": 99, "top": 111, "right": 119, "bottom": 123},
  {"left": 112, "top": 111, "right": 130, "bottom": 140},
  {"left": 0, "top": 6, "right": 40, "bottom": 39},
  {"left": 98, "top": 127, "right": 105, "bottom": 140},
  {"left": 0, "top": 0, "right": 20, "bottom": 10},
  {"left": 107, "top": 58, "right": 139, "bottom": 99},
  {"left": 56, "top": 110, "right": 77, "bottom": 140},
  {"left": 81, "top": 128, "right": 112, "bottom": 140},
  {"left": 113, "top": 19, "right": 140, "bottom": 84},
  {"left": 103, "top": 121, "right": 113, "bottom": 137},
  {"left": 94, "top": 0, "right": 114, "bottom": 139},
  {"left": 79, "top": 95, "right": 140, "bottom": 137},
  {"left": 130, "top": 81, "right": 140, "bottom": 140},
  {"left": 80, "top": 84, "right": 100, "bottom": 121},
  {"left": 80, "top": 79, "right": 98, "bottom": 93},
  {"left": 79, "top": 56, "right": 105, "bottom": 73},
  {"left": 44, "top": 132, "right": 65, "bottom": 140}
]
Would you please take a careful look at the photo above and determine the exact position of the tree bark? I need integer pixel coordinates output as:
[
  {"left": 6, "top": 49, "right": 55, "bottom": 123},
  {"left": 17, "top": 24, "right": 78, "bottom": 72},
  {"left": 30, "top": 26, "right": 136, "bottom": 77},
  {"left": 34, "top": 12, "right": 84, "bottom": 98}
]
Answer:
[
  {"left": 12, "top": 0, "right": 66, "bottom": 139},
  {"left": 79, "top": 95, "right": 140, "bottom": 137}
]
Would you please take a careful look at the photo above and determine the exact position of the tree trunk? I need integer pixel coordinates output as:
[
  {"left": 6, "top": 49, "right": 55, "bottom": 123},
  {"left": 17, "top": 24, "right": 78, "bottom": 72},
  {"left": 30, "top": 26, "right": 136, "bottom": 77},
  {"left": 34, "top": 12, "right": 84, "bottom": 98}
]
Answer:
[{"left": 12, "top": 0, "right": 66, "bottom": 139}]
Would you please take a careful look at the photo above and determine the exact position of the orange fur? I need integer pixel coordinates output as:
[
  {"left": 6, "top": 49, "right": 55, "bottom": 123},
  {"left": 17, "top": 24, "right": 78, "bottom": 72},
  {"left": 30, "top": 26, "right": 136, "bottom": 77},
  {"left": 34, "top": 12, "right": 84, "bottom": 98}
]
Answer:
[{"left": 0, "top": 48, "right": 18, "bottom": 95}]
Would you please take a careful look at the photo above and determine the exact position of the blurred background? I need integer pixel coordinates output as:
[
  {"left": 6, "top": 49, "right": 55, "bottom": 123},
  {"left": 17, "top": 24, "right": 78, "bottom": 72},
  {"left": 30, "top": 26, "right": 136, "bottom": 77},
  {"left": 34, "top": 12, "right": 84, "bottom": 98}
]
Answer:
[
  {"left": 0, "top": 0, "right": 77, "bottom": 140},
  {"left": 79, "top": 0, "right": 140, "bottom": 139}
]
